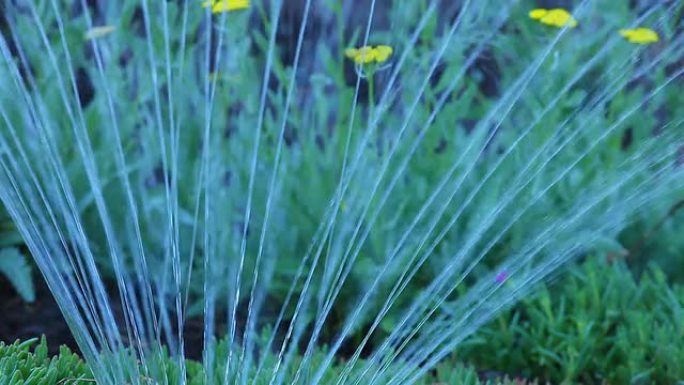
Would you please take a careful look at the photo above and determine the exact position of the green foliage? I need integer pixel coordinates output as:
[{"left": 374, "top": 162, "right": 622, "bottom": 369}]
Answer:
[
  {"left": 0, "top": 206, "right": 34, "bottom": 302},
  {"left": 0, "top": 207, "right": 23, "bottom": 248},
  {"left": 456, "top": 259, "right": 684, "bottom": 384},
  {"left": 5, "top": 0, "right": 679, "bottom": 329},
  {"left": 0, "top": 337, "right": 92, "bottom": 385},
  {"left": 0, "top": 247, "right": 34, "bottom": 302},
  {"left": 620, "top": 199, "right": 684, "bottom": 283}
]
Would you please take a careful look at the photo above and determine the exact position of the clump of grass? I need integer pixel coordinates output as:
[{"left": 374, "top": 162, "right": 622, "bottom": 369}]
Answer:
[{"left": 0, "top": 0, "right": 683, "bottom": 384}]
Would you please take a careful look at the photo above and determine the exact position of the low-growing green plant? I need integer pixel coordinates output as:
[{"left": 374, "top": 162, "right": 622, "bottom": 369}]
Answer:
[
  {"left": 0, "top": 337, "right": 92, "bottom": 385},
  {"left": 456, "top": 259, "right": 684, "bottom": 384}
]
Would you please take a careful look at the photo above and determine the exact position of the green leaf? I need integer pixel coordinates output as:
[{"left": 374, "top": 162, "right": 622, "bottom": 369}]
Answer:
[
  {"left": 0, "top": 225, "right": 23, "bottom": 248},
  {"left": 590, "top": 236, "right": 628, "bottom": 258},
  {"left": 0, "top": 247, "right": 35, "bottom": 302}
]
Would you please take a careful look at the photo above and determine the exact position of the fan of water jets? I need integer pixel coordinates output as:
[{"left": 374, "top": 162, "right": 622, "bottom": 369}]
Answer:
[{"left": 0, "top": 0, "right": 683, "bottom": 384}]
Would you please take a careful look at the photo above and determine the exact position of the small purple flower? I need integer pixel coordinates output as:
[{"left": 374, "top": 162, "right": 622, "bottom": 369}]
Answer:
[{"left": 495, "top": 271, "right": 509, "bottom": 284}]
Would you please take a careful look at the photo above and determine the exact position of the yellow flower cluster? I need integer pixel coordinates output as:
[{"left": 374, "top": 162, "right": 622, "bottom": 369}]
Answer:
[
  {"left": 345, "top": 45, "right": 393, "bottom": 65},
  {"left": 201, "top": 0, "right": 249, "bottom": 13},
  {"left": 529, "top": 8, "right": 578, "bottom": 28},
  {"left": 529, "top": 8, "right": 660, "bottom": 46},
  {"left": 620, "top": 27, "right": 659, "bottom": 44}
]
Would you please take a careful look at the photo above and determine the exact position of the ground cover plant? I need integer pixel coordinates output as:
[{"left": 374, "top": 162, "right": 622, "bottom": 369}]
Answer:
[
  {"left": 457, "top": 259, "right": 684, "bottom": 384},
  {"left": 0, "top": 0, "right": 683, "bottom": 384},
  {"left": 0, "top": 337, "right": 92, "bottom": 385}
]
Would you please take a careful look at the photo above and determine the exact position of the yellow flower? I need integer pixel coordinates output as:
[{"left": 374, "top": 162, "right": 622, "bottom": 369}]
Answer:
[
  {"left": 529, "top": 8, "right": 577, "bottom": 28},
  {"left": 620, "top": 27, "right": 659, "bottom": 45},
  {"left": 345, "top": 46, "right": 376, "bottom": 64},
  {"left": 374, "top": 45, "right": 393, "bottom": 63},
  {"left": 202, "top": 0, "right": 249, "bottom": 13},
  {"left": 345, "top": 45, "right": 393, "bottom": 65},
  {"left": 528, "top": 8, "right": 548, "bottom": 20},
  {"left": 84, "top": 25, "right": 116, "bottom": 40}
]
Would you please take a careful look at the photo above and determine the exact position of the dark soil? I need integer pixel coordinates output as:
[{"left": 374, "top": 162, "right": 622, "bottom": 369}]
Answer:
[
  {"left": 0, "top": 273, "right": 364, "bottom": 361},
  {"left": 0, "top": 275, "right": 78, "bottom": 356},
  {"left": 0, "top": 274, "right": 214, "bottom": 359}
]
